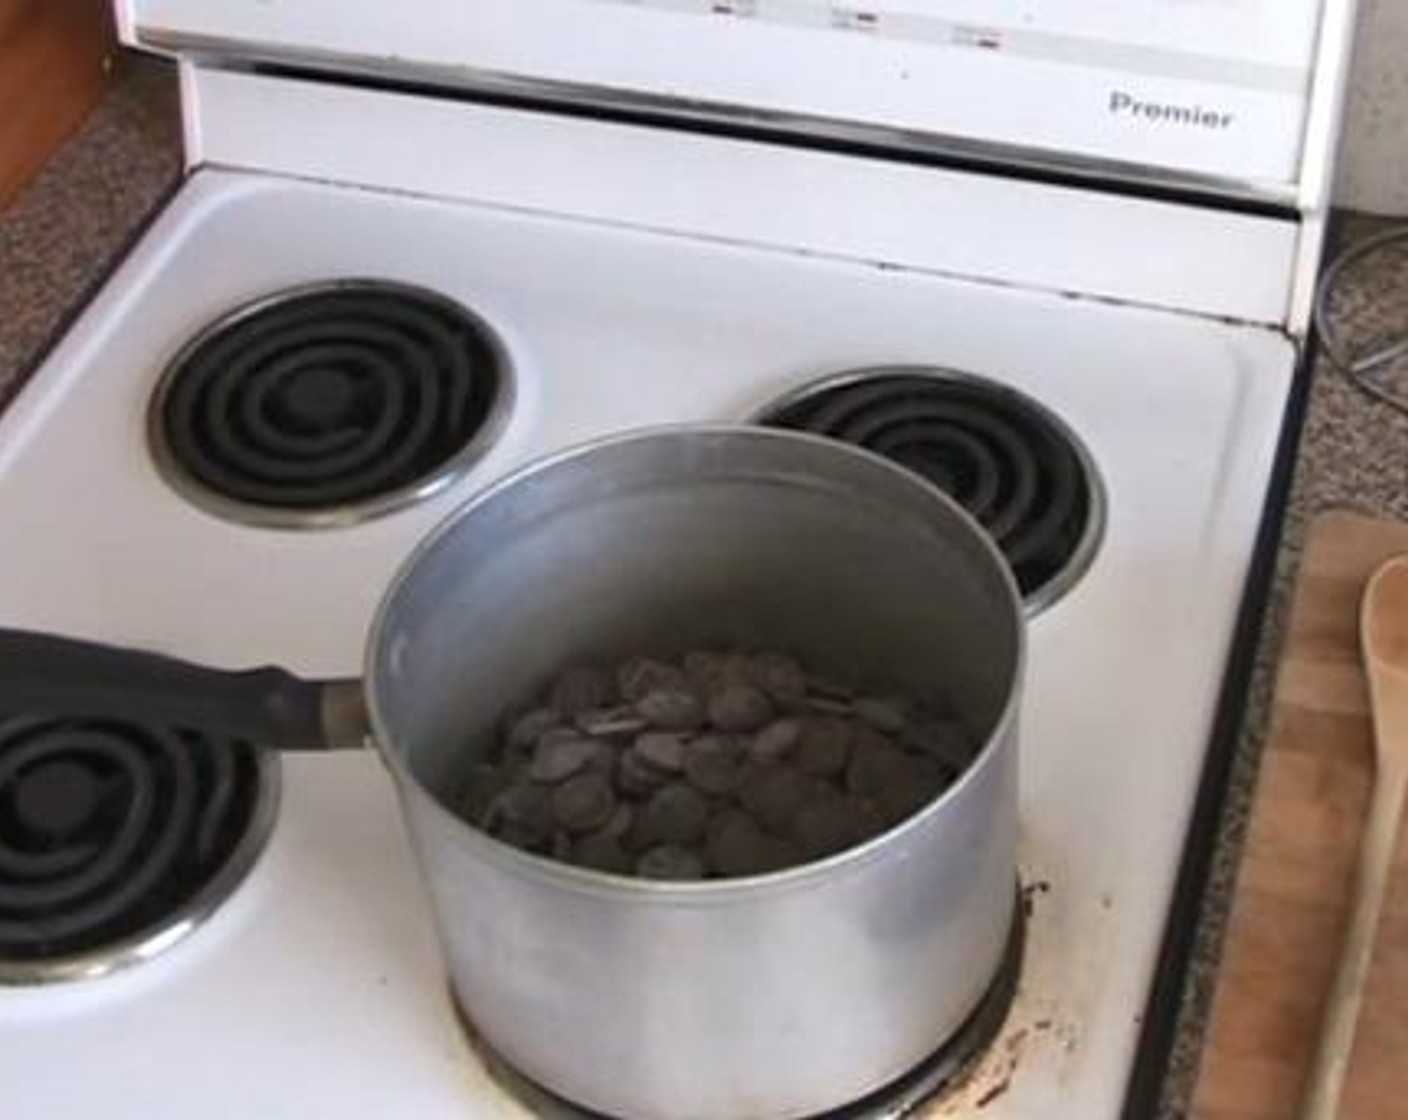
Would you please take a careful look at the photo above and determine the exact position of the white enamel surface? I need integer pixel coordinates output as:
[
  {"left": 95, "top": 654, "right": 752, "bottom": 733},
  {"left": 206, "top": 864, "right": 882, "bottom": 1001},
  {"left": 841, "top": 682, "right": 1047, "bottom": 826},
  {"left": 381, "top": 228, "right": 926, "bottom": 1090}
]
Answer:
[
  {"left": 122, "top": 0, "right": 1332, "bottom": 190},
  {"left": 0, "top": 170, "right": 1295, "bottom": 1117},
  {"left": 184, "top": 67, "right": 1301, "bottom": 328}
]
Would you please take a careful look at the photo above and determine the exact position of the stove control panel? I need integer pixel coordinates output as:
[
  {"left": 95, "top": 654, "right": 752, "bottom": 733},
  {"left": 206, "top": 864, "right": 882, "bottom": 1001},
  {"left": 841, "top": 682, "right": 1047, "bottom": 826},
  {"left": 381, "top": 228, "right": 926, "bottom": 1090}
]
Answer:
[{"left": 119, "top": 0, "right": 1349, "bottom": 199}]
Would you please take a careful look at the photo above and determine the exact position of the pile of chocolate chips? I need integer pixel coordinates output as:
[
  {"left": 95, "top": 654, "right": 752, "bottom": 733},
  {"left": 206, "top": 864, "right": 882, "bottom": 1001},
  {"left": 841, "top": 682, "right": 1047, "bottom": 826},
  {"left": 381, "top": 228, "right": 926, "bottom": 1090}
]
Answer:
[{"left": 459, "top": 651, "right": 975, "bottom": 880}]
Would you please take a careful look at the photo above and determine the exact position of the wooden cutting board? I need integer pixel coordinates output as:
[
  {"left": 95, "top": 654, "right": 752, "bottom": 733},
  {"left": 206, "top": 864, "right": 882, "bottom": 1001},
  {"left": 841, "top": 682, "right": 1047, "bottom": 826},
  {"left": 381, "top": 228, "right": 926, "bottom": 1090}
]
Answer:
[
  {"left": 1192, "top": 511, "right": 1408, "bottom": 1120},
  {"left": 0, "top": 0, "right": 113, "bottom": 208}
]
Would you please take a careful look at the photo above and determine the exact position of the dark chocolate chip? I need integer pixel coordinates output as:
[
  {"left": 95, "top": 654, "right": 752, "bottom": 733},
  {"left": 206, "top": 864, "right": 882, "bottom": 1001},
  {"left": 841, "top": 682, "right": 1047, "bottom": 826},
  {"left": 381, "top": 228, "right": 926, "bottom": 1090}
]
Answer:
[
  {"left": 738, "top": 763, "right": 809, "bottom": 837},
  {"left": 636, "top": 688, "right": 706, "bottom": 731},
  {"left": 752, "top": 834, "right": 805, "bottom": 874},
  {"left": 538, "top": 725, "right": 587, "bottom": 751},
  {"left": 572, "top": 832, "right": 633, "bottom": 874},
  {"left": 636, "top": 845, "right": 706, "bottom": 880},
  {"left": 602, "top": 802, "right": 635, "bottom": 839},
  {"left": 618, "top": 750, "right": 673, "bottom": 797},
  {"left": 551, "top": 774, "right": 617, "bottom": 833},
  {"left": 854, "top": 695, "right": 911, "bottom": 735},
  {"left": 705, "top": 810, "right": 771, "bottom": 877},
  {"left": 794, "top": 717, "right": 852, "bottom": 777},
  {"left": 807, "top": 675, "right": 855, "bottom": 702},
  {"left": 505, "top": 708, "right": 562, "bottom": 752},
  {"left": 845, "top": 743, "right": 913, "bottom": 803},
  {"left": 492, "top": 782, "right": 550, "bottom": 825},
  {"left": 639, "top": 782, "right": 710, "bottom": 847},
  {"left": 794, "top": 800, "right": 860, "bottom": 859},
  {"left": 853, "top": 797, "right": 890, "bottom": 839},
  {"left": 808, "top": 696, "right": 855, "bottom": 717},
  {"left": 576, "top": 705, "right": 649, "bottom": 740},
  {"left": 493, "top": 819, "right": 553, "bottom": 852},
  {"left": 900, "top": 719, "right": 973, "bottom": 770},
  {"left": 708, "top": 818, "right": 805, "bottom": 875},
  {"left": 618, "top": 658, "right": 689, "bottom": 703},
  {"left": 708, "top": 683, "right": 775, "bottom": 733},
  {"left": 745, "top": 653, "right": 807, "bottom": 705},
  {"left": 550, "top": 666, "right": 612, "bottom": 717},
  {"left": 460, "top": 764, "right": 508, "bottom": 822},
  {"left": 528, "top": 736, "right": 599, "bottom": 783},
  {"left": 683, "top": 733, "right": 744, "bottom": 795},
  {"left": 880, "top": 755, "right": 953, "bottom": 821},
  {"left": 719, "top": 653, "right": 756, "bottom": 684},
  {"left": 632, "top": 731, "right": 689, "bottom": 773},
  {"left": 682, "top": 650, "right": 727, "bottom": 690},
  {"left": 850, "top": 723, "right": 896, "bottom": 758},
  {"left": 584, "top": 738, "right": 620, "bottom": 778},
  {"left": 749, "top": 718, "right": 802, "bottom": 761},
  {"left": 486, "top": 783, "right": 554, "bottom": 844}
]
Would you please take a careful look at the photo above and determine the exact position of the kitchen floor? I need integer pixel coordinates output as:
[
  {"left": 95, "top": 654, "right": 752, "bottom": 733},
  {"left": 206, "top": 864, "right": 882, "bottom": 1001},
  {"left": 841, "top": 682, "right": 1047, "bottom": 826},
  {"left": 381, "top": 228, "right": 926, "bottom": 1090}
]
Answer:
[{"left": 2, "top": 54, "right": 1406, "bottom": 1119}]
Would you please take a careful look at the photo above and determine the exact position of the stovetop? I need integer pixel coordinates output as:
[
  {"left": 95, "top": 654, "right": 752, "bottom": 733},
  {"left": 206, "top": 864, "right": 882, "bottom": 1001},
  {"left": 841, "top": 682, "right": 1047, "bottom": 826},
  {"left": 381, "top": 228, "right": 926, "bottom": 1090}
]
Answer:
[{"left": 0, "top": 166, "right": 1296, "bottom": 1117}]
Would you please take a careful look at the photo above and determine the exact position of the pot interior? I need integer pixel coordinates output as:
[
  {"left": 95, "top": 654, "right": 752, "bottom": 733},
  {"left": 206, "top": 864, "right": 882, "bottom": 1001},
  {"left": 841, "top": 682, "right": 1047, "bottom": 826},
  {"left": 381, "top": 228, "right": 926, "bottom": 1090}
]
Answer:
[{"left": 369, "top": 428, "right": 1022, "bottom": 815}]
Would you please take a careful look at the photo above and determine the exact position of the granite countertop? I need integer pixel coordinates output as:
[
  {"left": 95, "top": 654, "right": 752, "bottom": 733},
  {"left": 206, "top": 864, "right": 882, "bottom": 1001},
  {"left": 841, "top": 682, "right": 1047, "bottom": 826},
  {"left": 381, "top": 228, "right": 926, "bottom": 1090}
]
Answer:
[
  {"left": 0, "top": 58, "right": 179, "bottom": 405},
  {"left": 1160, "top": 220, "right": 1408, "bottom": 1115},
  {"left": 2, "top": 54, "right": 1407, "bottom": 1118}
]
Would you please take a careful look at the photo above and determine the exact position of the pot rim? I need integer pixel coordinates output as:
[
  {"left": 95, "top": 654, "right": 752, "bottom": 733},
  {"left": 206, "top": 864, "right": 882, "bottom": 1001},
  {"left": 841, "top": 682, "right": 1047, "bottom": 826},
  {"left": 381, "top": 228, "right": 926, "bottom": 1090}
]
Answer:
[{"left": 363, "top": 423, "right": 1026, "bottom": 898}]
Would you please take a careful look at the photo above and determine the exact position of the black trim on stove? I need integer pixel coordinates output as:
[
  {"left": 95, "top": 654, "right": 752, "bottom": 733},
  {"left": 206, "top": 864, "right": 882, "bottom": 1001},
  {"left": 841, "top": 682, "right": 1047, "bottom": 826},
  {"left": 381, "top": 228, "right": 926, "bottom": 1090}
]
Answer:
[
  {"left": 232, "top": 59, "right": 1297, "bottom": 223},
  {"left": 1119, "top": 326, "right": 1319, "bottom": 1118}
]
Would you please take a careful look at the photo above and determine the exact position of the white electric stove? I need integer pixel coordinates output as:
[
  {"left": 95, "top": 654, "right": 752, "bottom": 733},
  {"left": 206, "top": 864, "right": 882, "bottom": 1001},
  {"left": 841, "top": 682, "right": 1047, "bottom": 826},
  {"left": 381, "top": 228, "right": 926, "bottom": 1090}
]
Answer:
[{"left": 0, "top": 1, "right": 1361, "bottom": 1117}]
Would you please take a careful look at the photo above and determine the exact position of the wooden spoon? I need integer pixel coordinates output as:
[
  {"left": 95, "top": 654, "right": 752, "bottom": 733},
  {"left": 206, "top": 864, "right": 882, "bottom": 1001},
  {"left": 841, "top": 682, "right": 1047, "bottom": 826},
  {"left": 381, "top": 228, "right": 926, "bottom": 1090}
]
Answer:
[{"left": 1302, "top": 554, "right": 1408, "bottom": 1120}]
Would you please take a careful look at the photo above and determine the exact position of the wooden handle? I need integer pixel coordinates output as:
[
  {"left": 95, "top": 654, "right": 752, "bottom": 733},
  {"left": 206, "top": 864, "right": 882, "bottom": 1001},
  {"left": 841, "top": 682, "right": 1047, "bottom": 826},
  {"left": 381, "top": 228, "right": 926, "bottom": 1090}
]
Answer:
[
  {"left": 1191, "top": 518, "right": 1408, "bottom": 1120},
  {"left": 1300, "top": 764, "right": 1408, "bottom": 1119},
  {"left": 1302, "top": 553, "right": 1408, "bottom": 1120}
]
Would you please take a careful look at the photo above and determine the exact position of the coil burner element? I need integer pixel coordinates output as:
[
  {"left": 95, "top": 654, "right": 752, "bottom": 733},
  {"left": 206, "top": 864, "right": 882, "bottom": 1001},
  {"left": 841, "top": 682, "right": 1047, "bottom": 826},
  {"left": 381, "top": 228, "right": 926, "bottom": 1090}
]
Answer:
[
  {"left": 758, "top": 368, "right": 1104, "bottom": 612},
  {"left": 149, "top": 280, "right": 511, "bottom": 528},
  {"left": 0, "top": 714, "right": 277, "bottom": 984}
]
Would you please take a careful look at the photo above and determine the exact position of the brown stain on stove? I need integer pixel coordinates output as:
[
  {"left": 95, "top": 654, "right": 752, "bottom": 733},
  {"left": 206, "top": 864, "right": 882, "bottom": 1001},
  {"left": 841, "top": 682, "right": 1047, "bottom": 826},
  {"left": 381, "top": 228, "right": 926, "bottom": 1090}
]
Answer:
[
  {"left": 1021, "top": 879, "right": 1051, "bottom": 908},
  {"left": 914, "top": 1014, "right": 1080, "bottom": 1116},
  {"left": 912, "top": 877, "right": 1080, "bottom": 1116}
]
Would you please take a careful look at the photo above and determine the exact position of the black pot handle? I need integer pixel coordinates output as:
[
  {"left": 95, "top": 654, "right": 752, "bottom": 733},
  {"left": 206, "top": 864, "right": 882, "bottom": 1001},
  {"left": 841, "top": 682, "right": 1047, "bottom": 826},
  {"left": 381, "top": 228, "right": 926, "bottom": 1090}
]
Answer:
[{"left": 0, "top": 628, "right": 369, "bottom": 750}]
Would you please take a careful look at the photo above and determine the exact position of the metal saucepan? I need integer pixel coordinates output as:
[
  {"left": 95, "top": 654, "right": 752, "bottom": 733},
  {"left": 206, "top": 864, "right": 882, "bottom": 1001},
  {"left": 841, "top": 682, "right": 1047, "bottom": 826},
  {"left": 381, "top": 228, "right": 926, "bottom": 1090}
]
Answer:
[{"left": 0, "top": 426, "right": 1024, "bottom": 1119}]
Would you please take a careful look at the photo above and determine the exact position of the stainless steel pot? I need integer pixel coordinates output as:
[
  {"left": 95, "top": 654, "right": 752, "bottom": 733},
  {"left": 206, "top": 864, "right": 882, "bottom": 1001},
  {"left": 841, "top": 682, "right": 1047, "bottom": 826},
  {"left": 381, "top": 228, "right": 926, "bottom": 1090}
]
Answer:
[{"left": 0, "top": 426, "right": 1025, "bottom": 1119}]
